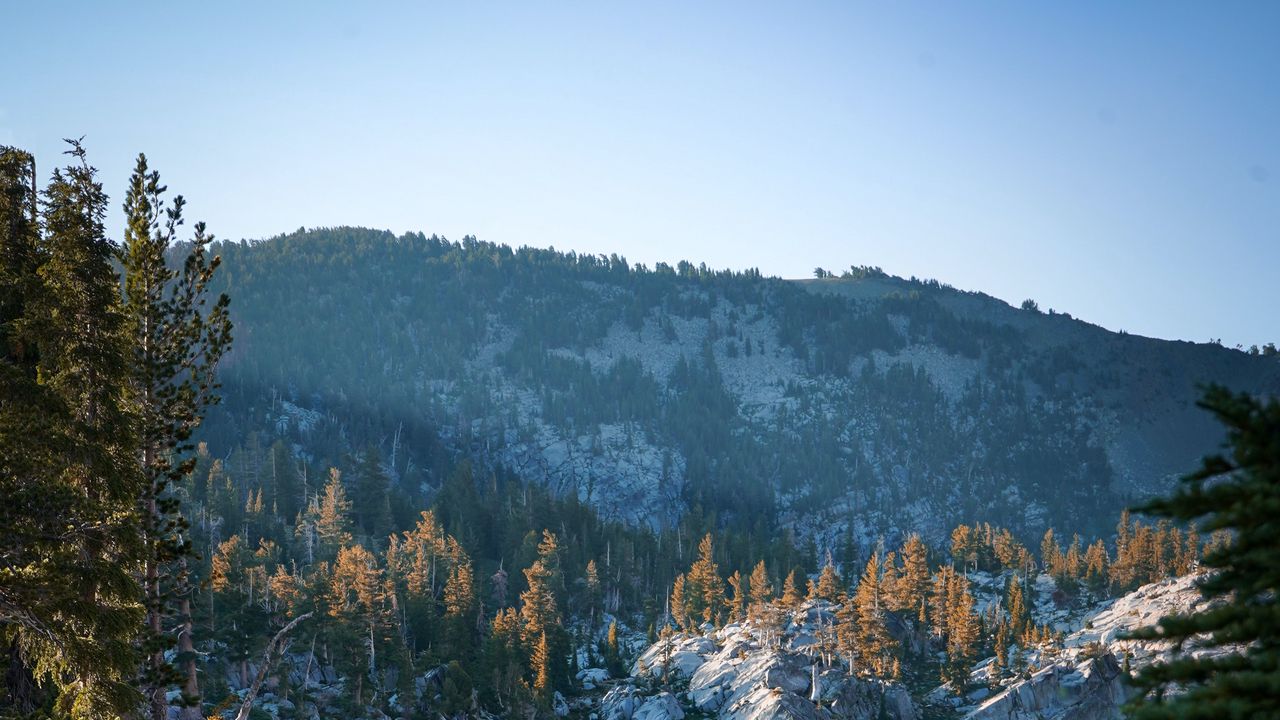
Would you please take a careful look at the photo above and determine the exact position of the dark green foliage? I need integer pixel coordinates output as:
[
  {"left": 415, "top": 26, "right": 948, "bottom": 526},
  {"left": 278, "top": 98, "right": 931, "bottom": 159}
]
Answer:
[
  {"left": 122, "top": 152, "right": 233, "bottom": 720},
  {"left": 1, "top": 141, "right": 145, "bottom": 717},
  {"left": 1126, "top": 386, "right": 1280, "bottom": 719}
]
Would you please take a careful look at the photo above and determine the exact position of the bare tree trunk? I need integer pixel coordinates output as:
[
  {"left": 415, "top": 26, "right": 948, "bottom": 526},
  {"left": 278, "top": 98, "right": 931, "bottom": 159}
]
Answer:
[
  {"left": 233, "top": 613, "right": 312, "bottom": 720},
  {"left": 177, "top": 566, "right": 201, "bottom": 720},
  {"left": 297, "top": 635, "right": 316, "bottom": 716},
  {"left": 147, "top": 485, "right": 167, "bottom": 720}
]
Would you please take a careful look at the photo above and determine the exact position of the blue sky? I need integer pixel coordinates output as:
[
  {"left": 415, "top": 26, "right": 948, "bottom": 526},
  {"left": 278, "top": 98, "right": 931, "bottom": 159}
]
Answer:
[{"left": 4, "top": 1, "right": 1277, "bottom": 348}]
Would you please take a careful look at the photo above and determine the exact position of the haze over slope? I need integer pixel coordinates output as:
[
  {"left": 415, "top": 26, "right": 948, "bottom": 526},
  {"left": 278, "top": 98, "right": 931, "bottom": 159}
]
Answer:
[{"left": 204, "top": 227, "right": 1280, "bottom": 546}]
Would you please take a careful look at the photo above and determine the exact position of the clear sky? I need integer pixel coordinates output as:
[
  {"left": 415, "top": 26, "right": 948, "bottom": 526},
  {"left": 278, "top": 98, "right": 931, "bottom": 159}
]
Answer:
[{"left": 4, "top": 1, "right": 1277, "bottom": 348}]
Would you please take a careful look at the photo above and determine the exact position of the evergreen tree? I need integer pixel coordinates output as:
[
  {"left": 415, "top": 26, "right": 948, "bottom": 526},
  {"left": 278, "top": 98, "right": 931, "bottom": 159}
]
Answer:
[
  {"left": 781, "top": 569, "right": 803, "bottom": 608},
  {"left": 316, "top": 468, "right": 353, "bottom": 560},
  {"left": 686, "top": 533, "right": 724, "bottom": 624},
  {"left": 1005, "top": 574, "right": 1030, "bottom": 642},
  {"left": 748, "top": 559, "right": 773, "bottom": 612},
  {"left": 531, "top": 632, "right": 552, "bottom": 707},
  {"left": 942, "top": 572, "right": 979, "bottom": 693},
  {"left": 815, "top": 560, "right": 843, "bottom": 603},
  {"left": 851, "top": 552, "right": 897, "bottom": 676},
  {"left": 727, "top": 570, "right": 746, "bottom": 623},
  {"left": 1127, "top": 386, "right": 1280, "bottom": 719},
  {"left": 443, "top": 548, "right": 477, "bottom": 659},
  {"left": 120, "top": 151, "right": 233, "bottom": 720},
  {"left": 898, "top": 533, "right": 931, "bottom": 620},
  {"left": 352, "top": 448, "right": 392, "bottom": 543},
  {"left": 669, "top": 574, "right": 691, "bottom": 631},
  {"left": 1083, "top": 539, "right": 1109, "bottom": 595},
  {"left": 2, "top": 142, "right": 146, "bottom": 717}
]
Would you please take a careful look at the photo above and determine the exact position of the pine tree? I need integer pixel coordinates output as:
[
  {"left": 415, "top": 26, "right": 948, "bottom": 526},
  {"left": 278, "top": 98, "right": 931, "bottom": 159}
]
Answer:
[
  {"left": 584, "top": 559, "right": 602, "bottom": 628},
  {"left": 352, "top": 448, "right": 392, "bottom": 542},
  {"left": 748, "top": 560, "right": 773, "bottom": 612},
  {"left": 992, "top": 620, "right": 1010, "bottom": 684},
  {"left": 686, "top": 533, "right": 724, "bottom": 625},
  {"left": 316, "top": 468, "right": 353, "bottom": 559},
  {"left": 604, "top": 620, "right": 624, "bottom": 677},
  {"left": 951, "top": 525, "right": 977, "bottom": 572},
  {"left": 727, "top": 570, "right": 746, "bottom": 622},
  {"left": 929, "top": 565, "right": 956, "bottom": 641},
  {"left": 443, "top": 551, "right": 477, "bottom": 658},
  {"left": 942, "top": 572, "right": 979, "bottom": 693},
  {"left": 519, "top": 559, "right": 558, "bottom": 647},
  {"left": 898, "top": 533, "right": 931, "bottom": 620},
  {"left": 1083, "top": 539, "right": 1109, "bottom": 595},
  {"left": 3, "top": 141, "right": 147, "bottom": 717},
  {"left": 669, "top": 574, "right": 691, "bottom": 631},
  {"left": 781, "top": 569, "right": 803, "bottom": 608},
  {"left": 1040, "top": 528, "right": 1062, "bottom": 579},
  {"left": 851, "top": 552, "right": 897, "bottom": 677},
  {"left": 1127, "top": 387, "right": 1280, "bottom": 719},
  {"left": 815, "top": 559, "right": 843, "bottom": 603},
  {"left": 120, "top": 153, "right": 232, "bottom": 719},
  {"left": 1005, "top": 574, "right": 1029, "bottom": 641},
  {"left": 531, "top": 632, "right": 552, "bottom": 706},
  {"left": 328, "top": 544, "right": 387, "bottom": 707}
]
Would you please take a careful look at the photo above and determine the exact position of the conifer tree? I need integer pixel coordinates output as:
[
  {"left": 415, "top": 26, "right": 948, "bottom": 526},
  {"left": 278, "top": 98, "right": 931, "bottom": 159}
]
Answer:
[
  {"left": 327, "top": 543, "right": 387, "bottom": 707},
  {"left": 531, "top": 632, "right": 552, "bottom": 706},
  {"left": 121, "top": 153, "right": 232, "bottom": 719},
  {"left": 992, "top": 620, "right": 1010, "bottom": 684},
  {"left": 669, "top": 574, "right": 691, "bottom": 631},
  {"left": 604, "top": 620, "right": 624, "bottom": 677},
  {"left": 1127, "top": 387, "right": 1280, "bottom": 719},
  {"left": 316, "top": 468, "right": 353, "bottom": 560},
  {"left": 584, "top": 559, "right": 602, "bottom": 628},
  {"left": 686, "top": 533, "right": 724, "bottom": 624},
  {"left": 352, "top": 448, "right": 392, "bottom": 543},
  {"left": 942, "top": 572, "right": 979, "bottom": 693},
  {"left": 929, "top": 565, "right": 956, "bottom": 641},
  {"left": 3, "top": 142, "right": 146, "bottom": 717},
  {"left": 950, "top": 525, "right": 977, "bottom": 572},
  {"left": 899, "top": 533, "right": 931, "bottom": 619},
  {"left": 1005, "top": 574, "right": 1029, "bottom": 642},
  {"left": 748, "top": 560, "right": 773, "bottom": 612},
  {"left": 443, "top": 550, "right": 477, "bottom": 658},
  {"left": 852, "top": 552, "right": 897, "bottom": 676},
  {"left": 1040, "top": 528, "right": 1062, "bottom": 580},
  {"left": 815, "top": 560, "right": 843, "bottom": 603},
  {"left": 1083, "top": 540, "right": 1109, "bottom": 594},
  {"left": 781, "top": 569, "right": 803, "bottom": 608},
  {"left": 727, "top": 570, "right": 746, "bottom": 623}
]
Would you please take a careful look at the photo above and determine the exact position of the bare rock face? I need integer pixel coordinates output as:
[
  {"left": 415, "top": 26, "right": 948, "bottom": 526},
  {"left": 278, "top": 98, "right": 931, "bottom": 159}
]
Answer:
[
  {"left": 620, "top": 603, "right": 919, "bottom": 720},
  {"left": 602, "top": 686, "right": 686, "bottom": 720},
  {"left": 966, "top": 654, "right": 1127, "bottom": 720},
  {"left": 821, "top": 673, "right": 918, "bottom": 720}
]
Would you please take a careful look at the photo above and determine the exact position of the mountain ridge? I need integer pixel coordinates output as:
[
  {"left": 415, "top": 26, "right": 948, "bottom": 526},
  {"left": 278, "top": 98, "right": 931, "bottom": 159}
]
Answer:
[{"left": 202, "top": 226, "right": 1280, "bottom": 548}]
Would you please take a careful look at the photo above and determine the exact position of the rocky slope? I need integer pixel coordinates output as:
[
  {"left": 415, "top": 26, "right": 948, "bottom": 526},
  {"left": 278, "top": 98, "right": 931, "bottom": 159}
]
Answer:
[
  {"left": 586, "top": 573, "right": 1215, "bottom": 720},
  {"left": 963, "top": 573, "right": 1218, "bottom": 720},
  {"left": 596, "top": 603, "right": 918, "bottom": 720}
]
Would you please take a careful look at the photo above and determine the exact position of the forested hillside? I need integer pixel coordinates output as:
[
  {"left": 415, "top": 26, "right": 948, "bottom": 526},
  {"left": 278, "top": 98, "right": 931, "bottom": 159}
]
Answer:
[
  {"left": 5, "top": 143, "right": 1275, "bottom": 720},
  {"left": 203, "top": 227, "right": 1280, "bottom": 547}
]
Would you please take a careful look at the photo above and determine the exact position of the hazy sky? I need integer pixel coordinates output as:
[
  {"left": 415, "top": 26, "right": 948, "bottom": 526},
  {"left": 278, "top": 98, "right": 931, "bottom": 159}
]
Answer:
[{"left": 4, "top": 2, "right": 1277, "bottom": 348}]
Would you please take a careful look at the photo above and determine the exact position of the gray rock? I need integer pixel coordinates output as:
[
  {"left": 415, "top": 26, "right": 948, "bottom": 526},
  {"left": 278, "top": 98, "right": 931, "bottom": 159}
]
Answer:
[{"left": 966, "top": 654, "right": 1128, "bottom": 720}]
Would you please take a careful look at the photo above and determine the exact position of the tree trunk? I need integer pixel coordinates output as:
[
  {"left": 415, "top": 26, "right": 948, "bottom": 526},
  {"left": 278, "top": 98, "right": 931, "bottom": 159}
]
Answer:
[
  {"left": 147, "top": 485, "right": 167, "bottom": 720},
  {"left": 233, "top": 612, "right": 312, "bottom": 720},
  {"left": 178, "top": 573, "right": 201, "bottom": 720}
]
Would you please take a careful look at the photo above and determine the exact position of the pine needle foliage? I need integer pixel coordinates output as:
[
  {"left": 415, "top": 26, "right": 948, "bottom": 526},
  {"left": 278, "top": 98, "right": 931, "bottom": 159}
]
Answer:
[{"left": 1126, "top": 386, "right": 1280, "bottom": 720}]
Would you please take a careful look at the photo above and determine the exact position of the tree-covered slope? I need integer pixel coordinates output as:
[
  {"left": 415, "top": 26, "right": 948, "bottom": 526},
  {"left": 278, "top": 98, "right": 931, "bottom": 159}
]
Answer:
[{"left": 204, "top": 226, "right": 1280, "bottom": 546}]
